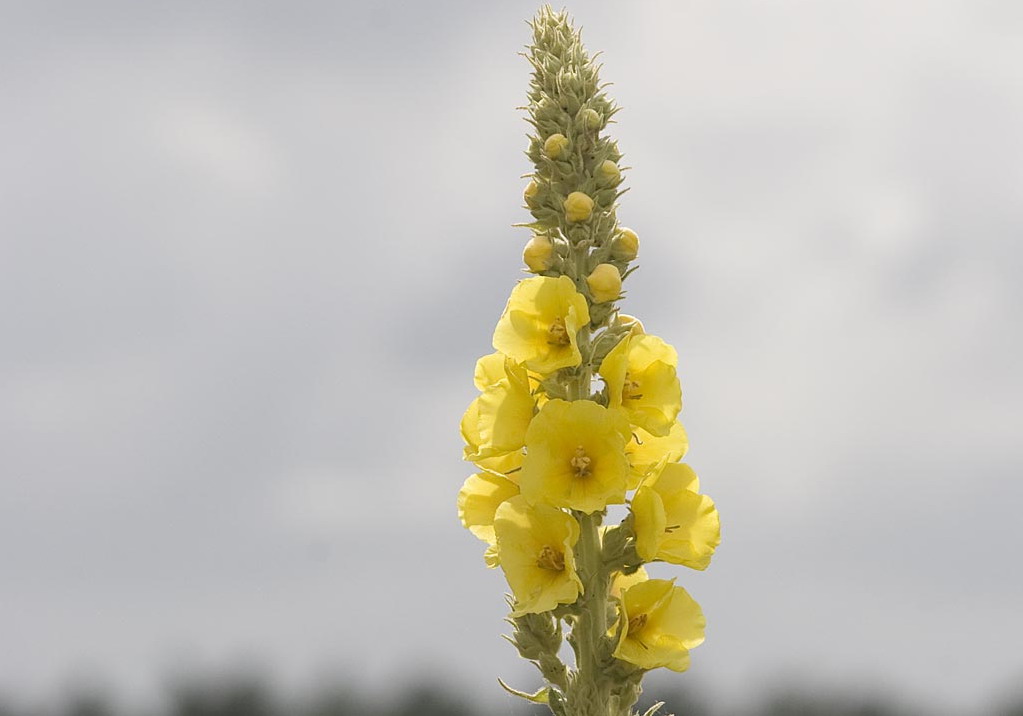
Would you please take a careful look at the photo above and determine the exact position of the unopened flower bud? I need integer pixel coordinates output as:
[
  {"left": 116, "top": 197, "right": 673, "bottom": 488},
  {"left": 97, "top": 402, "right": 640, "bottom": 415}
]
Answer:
[
  {"left": 564, "top": 191, "right": 594, "bottom": 222},
  {"left": 523, "top": 180, "right": 540, "bottom": 204},
  {"left": 612, "top": 228, "right": 639, "bottom": 261},
  {"left": 619, "top": 313, "right": 646, "bottom": 334},
  {"left": 598, "top": 159, "right": 621, "bottom": 185},
  {"left": 580, "top": 108, "right": 601, "bottom": 130},
  {"left": 544, "top": 133, "right": 570, "bottom": 160},
  {"left": 586, "top": 263, "right": 622, "bottom": 303},
  {"left": 523, "top": 234, "right": 554, "bottom": 273}
]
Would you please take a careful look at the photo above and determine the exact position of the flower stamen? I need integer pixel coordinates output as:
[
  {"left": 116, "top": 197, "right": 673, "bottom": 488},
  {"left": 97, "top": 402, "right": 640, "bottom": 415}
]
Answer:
[
  {"left": 623, "top": 372, "right": 643, "bottom": 401},
  {"left": 547, "top": 316, "right": 571, "bottom": 346},
  {"left": 570, "top": 445, "right": 592, "bottom": 478},
  {"left": 536, "top": 544, "right": 566, "bottom": 572},
  {"left": 628, "top": 613, "right": 648, "bottom": 635}
]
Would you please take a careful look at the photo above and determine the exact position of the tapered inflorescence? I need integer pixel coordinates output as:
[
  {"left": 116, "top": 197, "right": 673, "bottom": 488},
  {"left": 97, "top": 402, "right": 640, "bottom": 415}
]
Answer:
[{"left": 457, "top": 8, "right": 721, "bottom": 716}]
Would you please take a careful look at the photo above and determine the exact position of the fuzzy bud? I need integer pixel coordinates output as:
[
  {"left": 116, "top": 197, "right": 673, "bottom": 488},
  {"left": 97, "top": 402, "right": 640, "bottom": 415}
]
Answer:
[
  {"left": 523, "top": 179, "right": 540, "bottom": 204},
  {"left": 598, "top": 159, "right": 621, "bottom": 185},
  {"left": 564, "top": 191, "right": 594, "bottom": 222},
  {"left": 523, "top": 234, "right": 555, "bottom": 272},
  {"left": 586, "top": 263, "right": 622, "bottom": 303},
  {"left": 579, "top": 107, "right": 601, "bottom": 130},
  {"left": 544, "top": 133, "right": 570, "bottom": 159},
  {"left": 612, "top": 227, "right": 639, "bottom": 260}
]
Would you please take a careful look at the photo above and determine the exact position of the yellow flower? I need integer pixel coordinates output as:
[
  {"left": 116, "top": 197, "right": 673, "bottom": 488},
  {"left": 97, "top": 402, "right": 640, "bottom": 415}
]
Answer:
[
  {"left": 613, "top": 578, "right": 705, "bottom": 672},
  {"left": 464, "top": 356, "right": 535, "bottom": 461},
  {"left": 544, "top": 133, "right": 570, "bottom": 159},
  {"left": 520, "top": 399, "right": 632, "bottom": 513},
  {"left": 625, "top": 422, "right": 689, "bottom": 488},
  {"left": 599, "top": 159, "right": 621, "bottom": 185},
  {"left": 599, "top": 333, "right": 682, "bottom": 437},
  {"left": 523, "top": 234, "right": 554, "bottom": 272},
  {"left": 494, "top": 496, "right": 582, "bottom": 616},
  {"left": 632, "top": 463, "right": 720, "bottom": 569},
  {"left": 586, "top": 263, "right": 622, "bottom": 303},
  {"left": 492, "top": 276, "right": 590, "bottom": 374},
  {"left": 458, "top": 471, "right": 520, "bottom": 545},
  {"left": 564, "top": 191, "right": 594, "bottom": 222},
  {"left": 612, "top": 228, "right": 639, "bottom": 261}
]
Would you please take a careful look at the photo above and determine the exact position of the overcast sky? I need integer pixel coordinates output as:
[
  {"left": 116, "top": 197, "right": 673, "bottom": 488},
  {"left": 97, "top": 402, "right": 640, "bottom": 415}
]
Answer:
[{"left": 2, "top": 0, "right": 1022, "bottom": 712}]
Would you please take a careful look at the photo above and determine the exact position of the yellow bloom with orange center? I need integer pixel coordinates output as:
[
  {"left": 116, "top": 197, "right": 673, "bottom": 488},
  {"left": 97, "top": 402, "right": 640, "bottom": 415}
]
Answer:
[
  {"left": 494, "top": 495, "right": 582, "bottom": 616},
  {"left": 599, "top": 333, "right": 682, "bottom": 437},
  {"left": 492, "top": 276, "right": 590, "bottom": 374},
  {"left": 632, "top": 463, "right": 720, "bottom": 569},
  {"left": 520, "top": 399, "right": 632, "bottom": 513},
  {"left": 613, "top": 578, "right": 705, "bottom": 672}
]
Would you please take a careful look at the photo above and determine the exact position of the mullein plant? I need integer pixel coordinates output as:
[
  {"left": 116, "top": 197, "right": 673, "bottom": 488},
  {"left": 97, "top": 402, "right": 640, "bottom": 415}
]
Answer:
[{"left": 457, "top": 8, "right": 721, "bottom": 716}]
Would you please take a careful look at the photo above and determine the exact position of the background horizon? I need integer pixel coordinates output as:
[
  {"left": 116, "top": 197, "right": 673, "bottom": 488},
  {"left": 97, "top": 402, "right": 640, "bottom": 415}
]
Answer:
[{"left": 2, "top": 1, "right": 1021, "bottom": 713}]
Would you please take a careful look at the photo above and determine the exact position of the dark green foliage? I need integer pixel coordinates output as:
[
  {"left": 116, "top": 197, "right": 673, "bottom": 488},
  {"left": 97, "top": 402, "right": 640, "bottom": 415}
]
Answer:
[{"left": 3, "top": 677, "right": 1020, "bottom": 716}]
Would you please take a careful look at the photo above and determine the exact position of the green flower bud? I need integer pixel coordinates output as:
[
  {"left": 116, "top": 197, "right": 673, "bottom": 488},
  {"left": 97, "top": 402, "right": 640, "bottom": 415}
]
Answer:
[
  {"left": 524, "top": 179, "right": 540, "bottom": 204},
  {"left": 598, "top": 159, "right": 621, "bottom": 185},
  {"left": 579, "top": 108, "right": 601, "bottom": 130}
]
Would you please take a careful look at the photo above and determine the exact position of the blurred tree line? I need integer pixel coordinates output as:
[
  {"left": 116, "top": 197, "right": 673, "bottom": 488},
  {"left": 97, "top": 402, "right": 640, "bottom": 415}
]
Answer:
[{"left": 1, "top": 677, "right": 1021, "bottom": 716}]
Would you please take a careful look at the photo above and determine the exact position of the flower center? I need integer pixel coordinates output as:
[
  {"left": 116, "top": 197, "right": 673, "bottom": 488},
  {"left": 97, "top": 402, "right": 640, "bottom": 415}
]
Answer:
[
  {"left": 536, "top": 545, "right": 566, "bottom": 572},
  {"left": 570, "top": 445, "right": 592, "bottom": 478},
  {"left": 622, "top": 372, "right": 643, "bottom": 401},
  {"left": 627, "top": 613, "right": 648, "bottom": 635},
  {"left": 547, "top": 316, "right": 570, "bottom": 346}
]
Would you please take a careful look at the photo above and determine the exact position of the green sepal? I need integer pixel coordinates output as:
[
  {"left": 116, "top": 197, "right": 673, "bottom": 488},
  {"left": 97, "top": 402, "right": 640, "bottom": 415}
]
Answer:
[
  {"left": 497, "top": 678, "right": 550, "bottom": 704},
  {"left": 640, "top": 701, "right": 667, "bottom": 716}
]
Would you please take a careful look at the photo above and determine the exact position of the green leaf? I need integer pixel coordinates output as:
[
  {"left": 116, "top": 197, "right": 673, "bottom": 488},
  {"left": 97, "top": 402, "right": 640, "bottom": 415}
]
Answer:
[{"left": 497, "top": 678, "right": 550, "bottom": 704}]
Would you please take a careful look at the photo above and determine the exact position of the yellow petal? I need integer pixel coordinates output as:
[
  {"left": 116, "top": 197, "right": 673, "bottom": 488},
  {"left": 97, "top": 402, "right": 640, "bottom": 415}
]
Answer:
[
  {"left": 649, "top": 584, "right": 706, "bottom": 651},
  {"left": 457, "top": 472, "right": 521, "bottom": 544},
  {"left": 474, "top": 352, "right": 508, "bottom": 390},
  {"left": 650, "top": 465, "right": 720, "bottom": 570},
  {"left": 610, "top": 566, "right": 649, "bottom": 600},
  {"left": 599, "top": 334, "right": 630, "bottom": 410},
  {"left": 629, "top": 334, "right": 678, "bottom": 370},
  {"left": 626, "top": 423, "right": 689, "bottom": 488},
  {"left": 474, "top": 450, "right": 524, "bottom": 478},
  {"left": 476, "top": 377, "right": 535, "bottom": 456},
  {"left": 631, "top": 486, "right": 666, "bottom": 561}
]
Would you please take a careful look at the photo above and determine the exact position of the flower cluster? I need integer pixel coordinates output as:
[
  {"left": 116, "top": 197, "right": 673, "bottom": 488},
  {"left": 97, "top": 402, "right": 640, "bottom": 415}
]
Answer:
[{"left": 457, "top": 8, "right": 720, "bottom": 716}]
